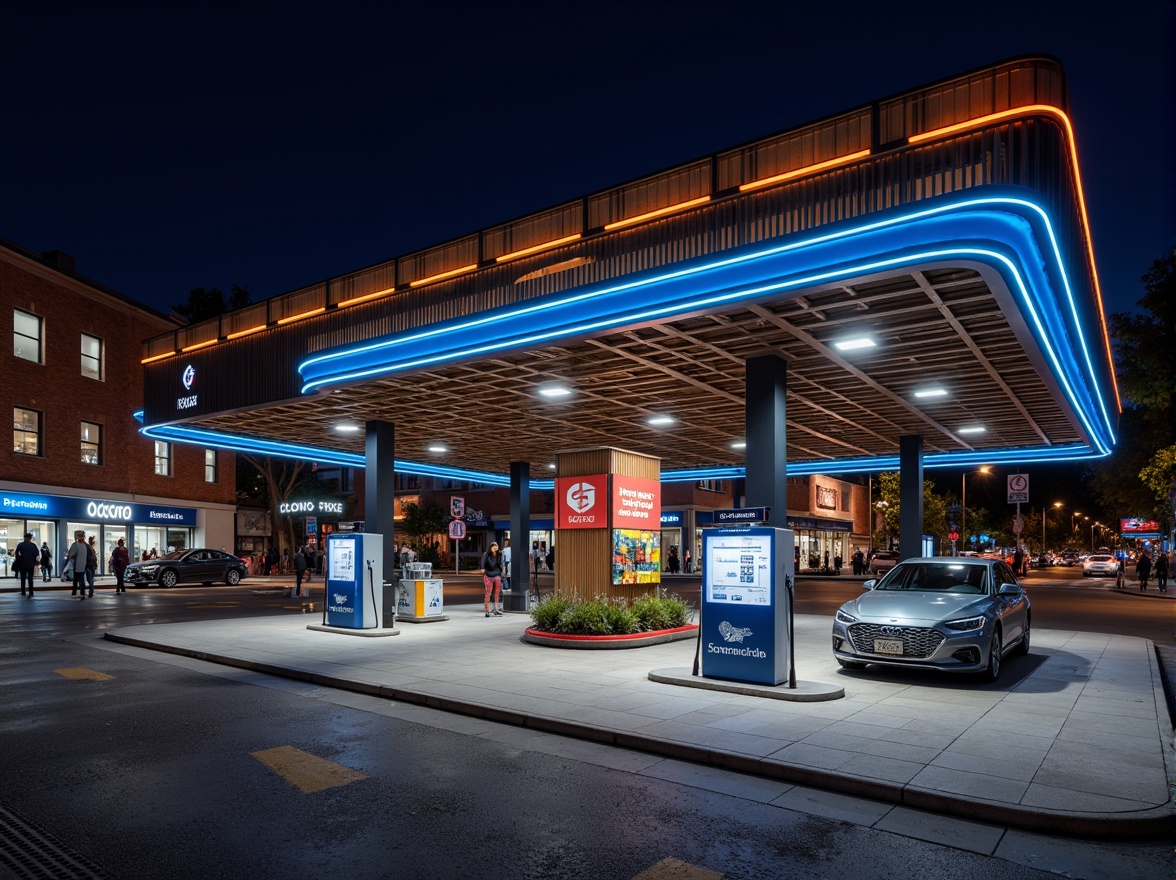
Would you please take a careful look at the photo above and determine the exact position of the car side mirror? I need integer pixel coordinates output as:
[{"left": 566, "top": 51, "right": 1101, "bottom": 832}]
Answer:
[
  {"left": 998, "top": 583, "right": 1021, "bottom": 595},
  {"left": 862, "top": 579, "right": 876, "bottom": 591}
]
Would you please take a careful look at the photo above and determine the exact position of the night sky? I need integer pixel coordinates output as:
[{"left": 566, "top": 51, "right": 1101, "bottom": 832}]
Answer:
[
  {"left": 4, "top": 1, "right": 1171, "bottom": 320},
  {"left": 3, "top": 1, "right": 1172, "bottom": 524}
]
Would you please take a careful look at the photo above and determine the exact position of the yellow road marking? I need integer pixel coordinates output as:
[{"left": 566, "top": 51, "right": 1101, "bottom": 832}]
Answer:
[
  {"left": 54, "top": 667, "right": 114, "bottom": 681},
  {"left": 251, "top": 746, "right": 368, "bottom": 794},
  {"left": 632, "top": 858, "right": 722, "bottom": 880}
]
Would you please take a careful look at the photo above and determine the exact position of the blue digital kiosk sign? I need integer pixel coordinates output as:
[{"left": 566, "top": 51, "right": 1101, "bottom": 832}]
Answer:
[
  {"left": 325, "top": 532, "right": 383, "bottom": 629},
  {"left": 700, "top": 526, "right": 794, "bottom": 686}
]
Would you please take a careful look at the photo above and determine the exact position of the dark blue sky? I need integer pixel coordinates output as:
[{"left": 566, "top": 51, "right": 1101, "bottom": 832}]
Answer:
[{"left": 3, "top": 1, "right": 1172, "bottom": 319}]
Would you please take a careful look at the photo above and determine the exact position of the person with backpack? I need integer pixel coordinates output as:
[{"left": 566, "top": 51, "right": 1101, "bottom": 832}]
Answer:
[
  {"left": 482, "top": 542, "right": 505, "bottom": 618},
  {"left": 14, "top": 532, "right": 39, "bottom": 597},
  {"left": 110, "top": 538, "right": 130, "bottom": 593},
  {"left": 1136, "top": 553, "right": 1152, "bottom": 591},
  {"left": 85, "top": 536, "right": 99, "bottom": 597},
  {"left": 67, "top": 531, "right": 88, "bottom": 599},
  {"left": 40, "top": 541, "right": 52, "bottom": 582}
]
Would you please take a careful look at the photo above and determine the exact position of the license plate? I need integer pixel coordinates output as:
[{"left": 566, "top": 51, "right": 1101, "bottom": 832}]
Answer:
[{"left": 874, "top": 639, "right": 904, "bottom": 655}]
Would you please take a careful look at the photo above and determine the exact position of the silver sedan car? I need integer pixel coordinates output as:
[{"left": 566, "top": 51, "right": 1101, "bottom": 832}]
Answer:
[{"left": 831, "top": 556, "right": 1030, "bottom": 682}]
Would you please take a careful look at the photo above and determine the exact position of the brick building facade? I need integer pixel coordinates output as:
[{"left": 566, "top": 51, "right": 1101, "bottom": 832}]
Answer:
[{"left": 1, "top": 240, "right": 237, "bottom": 578}]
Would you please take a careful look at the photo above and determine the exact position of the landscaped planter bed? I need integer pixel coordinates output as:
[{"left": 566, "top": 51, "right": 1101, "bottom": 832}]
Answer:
[{"left": 522, "top": 624, "right": 698, "bottom": 649}]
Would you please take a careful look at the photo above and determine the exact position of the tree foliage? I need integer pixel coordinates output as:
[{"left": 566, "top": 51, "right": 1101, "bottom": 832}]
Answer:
[
  {"left": 1088, "top": 252, "right": 1176, "bottom": 522},
  {"left": 173, "top": 284, "right": 251, "bottom": 323},
  {"left": 874, "top": 472, "right": 951, "bottom": 548},
  {"left": 399, "top": 501, "right": 448, "bottom": 552}
]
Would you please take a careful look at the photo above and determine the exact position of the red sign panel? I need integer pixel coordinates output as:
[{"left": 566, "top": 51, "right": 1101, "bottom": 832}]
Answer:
[
  {"left": 556, "top": 474, "right": 609, "bottom": 528},
  {"left": 1121, "top": 517, "right": 1160, "bottom": 534},
  {"left": 611, "top": 475, "right": 661, "bottom": 528}
]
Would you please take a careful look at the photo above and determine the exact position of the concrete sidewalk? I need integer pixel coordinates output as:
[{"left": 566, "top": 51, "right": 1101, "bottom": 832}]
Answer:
[{"left": 103, "top": 605, "right": 1176, "bottom": 840}]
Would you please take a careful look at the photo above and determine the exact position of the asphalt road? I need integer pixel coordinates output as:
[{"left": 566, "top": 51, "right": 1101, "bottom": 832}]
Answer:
[{"left": 3, "top": 596, "right": 1167, "bottom": 880}]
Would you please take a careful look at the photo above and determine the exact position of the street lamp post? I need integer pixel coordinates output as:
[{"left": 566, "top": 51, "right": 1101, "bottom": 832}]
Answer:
[
  {"left": 961, "top": 466, "right": 991, "bottom": 554},
  {"left": 1044, "top": 502, "right": 1061, "bottom": 553},
  {"left": 1091, "top": 522, "right": 1099, "bottom": 552}
]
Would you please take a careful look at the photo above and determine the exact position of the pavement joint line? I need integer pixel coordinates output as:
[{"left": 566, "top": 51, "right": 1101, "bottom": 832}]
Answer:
[{"left": 101, "top": 625, "right": 1176, "bottom": 840}]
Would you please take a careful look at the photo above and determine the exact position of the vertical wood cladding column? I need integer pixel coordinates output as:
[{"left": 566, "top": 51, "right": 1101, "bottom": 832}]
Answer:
[{"left": 554, "top": 446, "right": 660, "bottom": 601}]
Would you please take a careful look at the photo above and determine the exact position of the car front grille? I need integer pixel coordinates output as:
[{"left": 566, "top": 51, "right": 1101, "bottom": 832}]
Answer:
[{"left": 848, "top": 624, "right": 945, "bottom": 659}]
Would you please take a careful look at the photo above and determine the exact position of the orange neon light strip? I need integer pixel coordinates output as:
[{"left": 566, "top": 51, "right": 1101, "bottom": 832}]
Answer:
[
  {"left": 739, "top": 149, "right": 872, "bottom": 193},
  {"left": 226, "top": 324, "right": 267, "bottom": 340},
  {"left": 140, "top": 350, "right": 176, "bottom": 364},
  {"left": 603, "top": 196, "right": 712, "bottom": 231},
  {"left": 337, "top": 286, "right": 397, "bottom": 309},
  {"left": 408, "top": 264, "right": 478, "bottom": 288},
  {"left": 495, "top": 233, "right": 583, "bottom": 263},
  {"left": 909, "top": 104, "right": 1120, "bottom": 409},
  {"left": 180, "top": 339, "right": 217, "bottom": 353},
  {"left": 276, "top": 306, "right": 326, "bottom": 325}
]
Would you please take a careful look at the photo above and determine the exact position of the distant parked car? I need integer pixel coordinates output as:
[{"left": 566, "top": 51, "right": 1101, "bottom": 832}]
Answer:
[
  {"left": 832, "top": 556, "right": 1030, "bottom": 682},
  {"left": 1082, "top": 554, "right": 1118, "bottom": 577},
  {"left": 124, "top": 549, "right": 249, "bottom": 588},
  {"left": 867, "top": 551, "right": 900, "bottom": 575}
]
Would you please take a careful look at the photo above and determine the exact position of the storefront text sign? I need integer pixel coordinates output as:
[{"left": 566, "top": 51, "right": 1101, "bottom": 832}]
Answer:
[{"left": 611, "top": 475, "right": 661, "bottom": 527}]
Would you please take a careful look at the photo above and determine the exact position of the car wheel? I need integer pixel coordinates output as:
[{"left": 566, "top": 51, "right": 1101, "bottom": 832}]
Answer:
[
  {"left": 226, "top": 569, "right": 241, "bottom": 586},
  {"left": 981, "top": 627, "right": 1002, "bottom": 682},
  {"left": 160, "top": 569, "right": 178, "bottom": 588},
  {"left": 1014, "top": 615, "right": 1030, "bottom": 656},
  {"left": 836, "top": 658, "right": 867, "bottom": 670}
]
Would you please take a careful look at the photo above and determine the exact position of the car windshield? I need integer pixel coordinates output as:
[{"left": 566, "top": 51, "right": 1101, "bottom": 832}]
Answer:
[
  {"left": 157, "top": 551, "right": 186, "bottom": 561},
  {"left": 873, "top": 561, "right": 987, "bottom": 594}
]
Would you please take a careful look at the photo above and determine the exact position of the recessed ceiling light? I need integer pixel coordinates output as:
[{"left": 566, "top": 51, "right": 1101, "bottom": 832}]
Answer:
[
  {"left": 957, "top": 426, "right": 987, "bottom": 435},
  {"left": 914, "top": 388, "right": 948, "bottom": 399},
  {"left": 537, "top": 385, "right": 573, "bottom": 398},
  {"left": 730, "top": 441, "right": 746, "bottom": 449},
  {"left": 647, "top": 415, "right": 676, "bottom": 427},
  {"left": 833, "top": 336, "right": 876, "bottom": 352},
  {"left": 333, "top": 424, "right": 361, "bottom": 433},
  {"left": 427, "top": 444, "right": 448, "bottom": 453}
]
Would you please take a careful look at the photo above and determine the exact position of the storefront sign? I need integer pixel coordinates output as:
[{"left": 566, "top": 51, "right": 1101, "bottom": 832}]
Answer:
[
  {"left": 660, "top": 511, "right": 682, "bottom": 525},
  {"left": 816, "top": 486, "right": 837, "bottom": 510},
  {"left": 611, "top": 475, "right": 660, "bottom": 527},
  {"left": 715, "top": 508, "right": 769, "bottom": 524},
  {"left": 1121, "top": 517, "right": 1161, "bottom": 536},
  {"left": 278, "top": 499, "right": 344, "bottom": 516},
  {"left": 556, "top": 475, "right": 608, "bottom": 528},
  {"left": 0, "top": 490, "right": 196, "bottom": 525}
]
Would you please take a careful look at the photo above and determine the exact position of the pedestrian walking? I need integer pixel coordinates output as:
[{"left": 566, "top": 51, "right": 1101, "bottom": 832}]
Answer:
[
  {"left": 294, "top": 544, "right": 309, "bottom": 597},
  {"left": 15, "top": 532, "right": 39, "bottom": 597},
  {"left": 1136, "top": 553, "right": 1152, "bottom": 591},
  {"left": 1154, "top": 551, "right": 1169, "bottom": 593},
  {"left": 67, "top": 531, "right": 88, "bottom": 599},
  {"left": 111, "top": 538, "right": 130, "bottom": 593},
  {"left": 501, "top": 537, "right": 512, "bottom": 592},
  {"left": 40, "top": 541, "right": 52, "bottom": 582},
  {"left": 85, "top": 536, "right": 98, "bottom": 596},
  {"left": 482, "top": 542, "right": 505, "bottom": 617},
  {"left": 684, "top": 549, "right": 692, "bottom": 573}
]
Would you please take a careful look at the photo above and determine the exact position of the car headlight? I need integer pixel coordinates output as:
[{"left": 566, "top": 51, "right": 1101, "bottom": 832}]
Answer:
[
  {"left": 140, "top": 565, "right": 159, "bottom": 574},
  {"left": 944, "top": 615, "right": 984, "bottom": 632},
  {"left": 836, "top": 610, "right": 857, "bottom": 624}
]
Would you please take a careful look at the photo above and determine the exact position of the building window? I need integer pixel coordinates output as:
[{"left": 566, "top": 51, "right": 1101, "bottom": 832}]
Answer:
[
  {"left": 154, "top": 440, "right": 172, "bottom": 476},
  {"left": 81, "top": 333, "right": 103, "bottom": 380},
  {"left": 697, "top": 480, "right": 724, "bottom": 492},
  {"left": 13, "top": 309, "right": 42, "bottom": 363},
  {"left": 205, "top": 449, "right": 218, "bottom": 483},
  {"left": 14, "top": 407, "right": 42, "bottom": 455},
  {"left": 81, "top": 421, "right": 102, "bottom": 465}
]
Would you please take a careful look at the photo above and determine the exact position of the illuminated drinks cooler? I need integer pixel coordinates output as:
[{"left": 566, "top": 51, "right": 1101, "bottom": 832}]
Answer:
[{"left": 397, "top": 562, "right": 448, "bottom": 623}]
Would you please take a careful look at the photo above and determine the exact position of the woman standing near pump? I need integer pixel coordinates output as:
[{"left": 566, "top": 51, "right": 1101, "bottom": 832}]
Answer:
[{"left": 482, "top": 542, "right": 505, "bottom": 617}]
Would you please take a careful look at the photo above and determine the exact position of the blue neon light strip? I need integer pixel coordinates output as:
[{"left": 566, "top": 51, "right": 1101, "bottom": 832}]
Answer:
[
  {"left": 136, "top": 412, "right": 1103, "bottom": 487},
  {"left": 297, "top": 193, "right": 1114, "bottom": 455},
  {"left": 139, "top": 192, "right": 1117, "bottom": 485}
]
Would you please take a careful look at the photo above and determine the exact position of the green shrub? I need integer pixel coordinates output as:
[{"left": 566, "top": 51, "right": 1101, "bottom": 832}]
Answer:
[{"left": 529, "top": 592, "right": 693, "bottom": 636}]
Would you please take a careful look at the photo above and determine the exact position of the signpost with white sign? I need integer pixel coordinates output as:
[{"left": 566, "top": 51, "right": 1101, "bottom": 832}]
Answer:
[{"left": 1007, "top": 474, "right": 1029, "bottom": 504}]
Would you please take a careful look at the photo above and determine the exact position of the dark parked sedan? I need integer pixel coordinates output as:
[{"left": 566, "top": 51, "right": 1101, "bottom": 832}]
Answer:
[{"left": 123, "top": 549, "right": 249, "bottom": 588}]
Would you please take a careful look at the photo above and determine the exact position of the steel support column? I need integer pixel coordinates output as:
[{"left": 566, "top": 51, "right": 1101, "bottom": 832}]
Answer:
[
  {"left": 364, "top": 420, "right": 398, "bottom": 582},
  {"left": 899, "top": 435, "right": 924, "bottom": 561},
  {"left": 505, "top": 461, "right": 530, "bottom": 612},
  {"left": 745, "top": 354, "right": 788, "bottom": 527}
]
